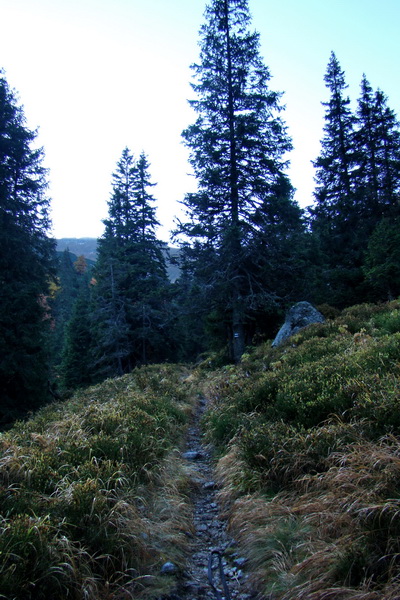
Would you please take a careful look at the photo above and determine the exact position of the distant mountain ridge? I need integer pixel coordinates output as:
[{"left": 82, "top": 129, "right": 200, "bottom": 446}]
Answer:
[
  {"left": 56, "top": 238, "right": 98, "bottom": 262},
  {"left": 56, "top": 238, "right": 180, "bottom": 282}
]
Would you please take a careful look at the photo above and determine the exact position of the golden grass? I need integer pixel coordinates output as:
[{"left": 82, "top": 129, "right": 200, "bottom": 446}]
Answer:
[
  {"left": 0, "top": 364, "right": 197, "bottom": 599},
  {"left": 203, "top": 302, "right": 400, "bottom": 599},
  {"left": 213, "top": 436, "right": 400, "bottom": 600}
]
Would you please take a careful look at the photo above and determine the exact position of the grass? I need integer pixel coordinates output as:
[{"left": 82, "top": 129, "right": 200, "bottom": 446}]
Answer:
[
  {"left": 2, "top": 300, "right": 400, "bottom": 599},
  {"left": 201, "top": 300, "right": 400, "bottom": 599},
  {"left": 219, "top": 438, "right": 400, "bottom": 599},
  {"left": 0, "top": 364, "right": 195, "bottom": 599}
]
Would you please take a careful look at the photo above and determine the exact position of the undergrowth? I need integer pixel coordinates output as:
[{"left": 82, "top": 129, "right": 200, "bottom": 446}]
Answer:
[
  {"left": 0, "top": 364, "right": 194, "bottom": 600},
  {"left": 202, "top": 300, "right": 400, "bottom": 599},
  {"left": 3, "top": 301, "right": 400, "bottom": 600}
]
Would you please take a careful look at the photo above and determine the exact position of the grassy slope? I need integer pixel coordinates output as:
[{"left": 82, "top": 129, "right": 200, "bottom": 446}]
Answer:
[
  {"left": 0, "top": 365, "right": 196, "bottom": 600},
  {"left": 201, "top": 300, "right": 400, "bottom": 599},
  {"left": 1, "top": 301, "right": 400, "bottom": 599}
]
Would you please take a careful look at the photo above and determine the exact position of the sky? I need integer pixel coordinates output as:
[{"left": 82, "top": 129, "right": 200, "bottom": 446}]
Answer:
[{"left": 1, "top": 0, "right": 399, "bottom": 242}]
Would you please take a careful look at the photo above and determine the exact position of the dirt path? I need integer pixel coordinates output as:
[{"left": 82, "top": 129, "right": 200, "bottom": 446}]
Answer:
[{"left": 174, "top": 396, "right": 254, "bottom": 600}]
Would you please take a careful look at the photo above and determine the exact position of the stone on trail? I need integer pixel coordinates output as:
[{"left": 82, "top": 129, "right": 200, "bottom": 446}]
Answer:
[
  {"left": 161, "top": 561, "right": 178, "bottom": 575},
  {"left": 204, "top": 480, "right": 218, "bottom": 490},
  {"left": 183, "top": 450, "right": 204, "bottom": 460},
  {"left": 234, "top": 557, "right": 247, "bottom": 567}
]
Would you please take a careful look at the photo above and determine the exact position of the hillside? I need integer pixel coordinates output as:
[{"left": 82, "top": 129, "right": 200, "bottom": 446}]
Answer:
[
  {"left": 1, "top": 301, "right": 400, "bottom": 599},
  {"left": 56, "top": 238, "right": 181, "bottom": 282},
  {"left": 56, "top": 238, "right": 99, "bottom": 262},
  {"left": 202, "top": 300, "right": 400, "bottom": 599}
]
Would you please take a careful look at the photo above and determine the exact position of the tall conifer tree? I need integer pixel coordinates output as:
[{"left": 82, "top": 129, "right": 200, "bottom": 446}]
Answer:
[
  {"left": 0, "top": 71, "right": 55, "bottom": 421},
  {"left": 313, "top": 52, "right": 355, "bottom": 217},
  {"left": 311, "top": 53, "right": 361, "bottom": 306},
  {"left": 60, "top": 278, "right": 93, "bottom": 390},
  {"left": 92, "top": 148, "right": 170, "bottom": 379},
  {"left": 355, "top": 77, "right": 400, "bottom": 301},
  {"left": 311, "top": 55, "right": 400, "bottom": 306},
  {"left": 354, "top": 76, "right": 400, "bottom": 218},
  {"left": 177, "top": 0, "right": 302, "bottom": 361}
]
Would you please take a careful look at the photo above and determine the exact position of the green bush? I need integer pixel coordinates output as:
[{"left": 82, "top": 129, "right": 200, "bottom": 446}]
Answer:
[
  {"left": 349, "top": 373, "right": 400, "bottom": 435},
  {"left": 204, "top": 302, "right": 400, "bottom": 501},
  {"left": 371, "top": 307, "right": 400, "bottom": 334}
]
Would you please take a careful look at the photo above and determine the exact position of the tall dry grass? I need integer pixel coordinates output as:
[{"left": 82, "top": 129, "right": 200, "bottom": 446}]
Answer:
[
  {"left": 0, "top": 364, "right": 196, "bottom": 599},
  {"left": 215, "top": 438, "right": 400, "bottom": 599},
  {"left": 204, "top": 301, "right": 400, "bottom": 599}
]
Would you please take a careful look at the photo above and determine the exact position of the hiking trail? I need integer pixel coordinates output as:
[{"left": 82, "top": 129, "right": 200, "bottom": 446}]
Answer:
[{"left": 169, "top": 395, "right": 254, "bottom": 600}]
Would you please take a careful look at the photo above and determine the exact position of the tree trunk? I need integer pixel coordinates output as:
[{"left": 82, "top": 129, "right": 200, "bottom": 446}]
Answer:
[
  {"left": 223, "top": 0, "right": 244, "bottom": 362},
  {"left": 232, "top": 301, "right": 245, "bottom": 363}
]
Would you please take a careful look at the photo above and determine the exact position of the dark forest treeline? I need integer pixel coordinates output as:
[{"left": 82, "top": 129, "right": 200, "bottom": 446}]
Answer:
[
  {"left": 0, "top": 69, "right": 56, "bottom": 424},
  {"left": 1, "top": 0, "right": 400, "bottom": 422}
]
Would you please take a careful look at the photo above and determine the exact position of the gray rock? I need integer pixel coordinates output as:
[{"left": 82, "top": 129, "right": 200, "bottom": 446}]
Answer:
[
  {"left": 160, "top": 561, "right": 178, "bottom": 575},
  {"left": 204, "top": 480, "right": 218, "bottom": 490},
  {"left": 183, "top": 450, "right": 204, "bottom": 460},
  {"left": 272, "top": 301, "right": 324, "bottom": 347},
  {"left": 233, "top": 557, "right": 247, "bottom": 567}
]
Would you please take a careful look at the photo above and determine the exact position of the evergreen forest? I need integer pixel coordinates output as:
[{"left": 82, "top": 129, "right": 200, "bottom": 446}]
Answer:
[
  {"left": 1, "top": 1, "right": 400, "bottom": 598},
  {"left": 1, "top": 0, "right": 400, "bottom": 414}
]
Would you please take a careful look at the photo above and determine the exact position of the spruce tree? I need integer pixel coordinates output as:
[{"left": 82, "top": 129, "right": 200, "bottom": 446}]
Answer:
[
  {"left": 313, "top": 53, "right": 355, "bottom": 214},
  {"left": 354, "top": 76, "right": 400, "bottom": 218},
  {"left": 92, "top": 148, "right": 170, "bottom": 379},
  {"left": 177, "top": 0, "right": 302, "bottom": 361},
  {"left": 50, "top": 249, "right": 85, "bottom": 370},
  {"left": 311, "top": 56, "right": 400, "bottom": 306},
  {"left": 355, "top": 78, "right": 400, "bottom": 301},
  {"left": 311, "top": 53, "right": 361, "bottom": 306},
  {"left": 353, "top": 76, "right": 381, "bottom": 217},
  {"left": 363, "top": 216, "right": 400, "bottom": 300},
  {"left": 60, "top": 278, "right": 93, "bottom": 391},
  {"left": 0, "top": 71, "right": 55, "bottom": 421}
]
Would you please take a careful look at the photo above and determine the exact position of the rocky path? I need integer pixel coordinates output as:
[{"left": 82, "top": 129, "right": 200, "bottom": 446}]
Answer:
[{"left": 174, "top": 397, "right": 253, "bottom": 600}]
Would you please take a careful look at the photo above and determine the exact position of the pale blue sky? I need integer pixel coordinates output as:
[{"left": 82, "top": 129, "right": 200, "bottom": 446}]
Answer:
[{"left": 0, "top": 0, "right": 399, "bottom": 240}]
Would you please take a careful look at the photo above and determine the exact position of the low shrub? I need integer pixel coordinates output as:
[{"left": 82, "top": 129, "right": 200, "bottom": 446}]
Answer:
[
  {"left": 371, "top": 306, "right": 400, "bottom": 334},
  {"left": 204, "top": 307, "right": 400, "bottom": 446}
]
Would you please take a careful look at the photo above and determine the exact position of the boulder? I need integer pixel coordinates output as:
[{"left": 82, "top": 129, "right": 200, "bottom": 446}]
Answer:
[{"left": 272, "top": 301, "right": 324, "bottom": 347}]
